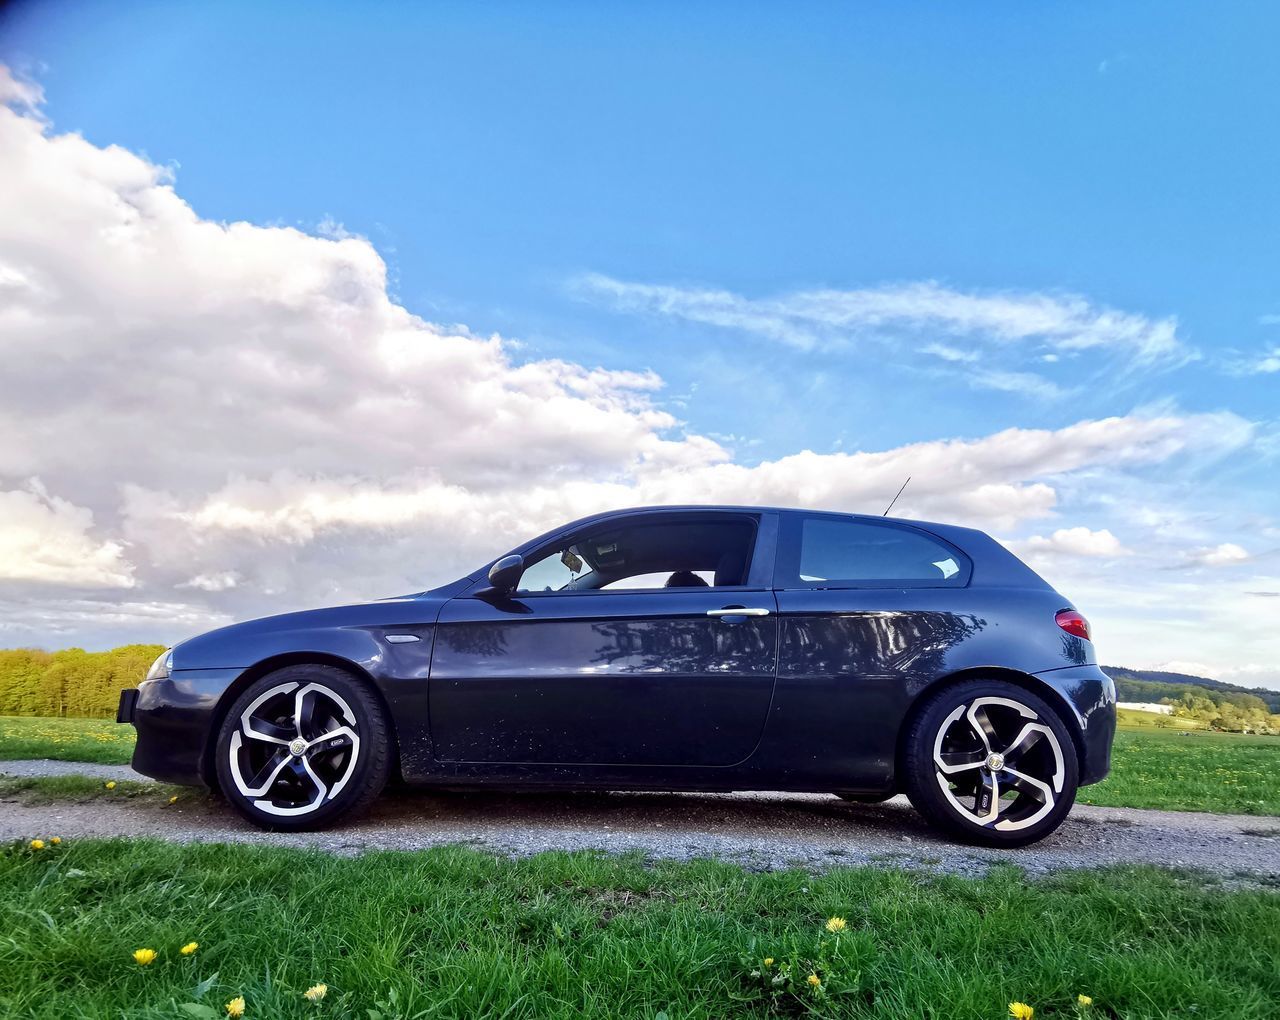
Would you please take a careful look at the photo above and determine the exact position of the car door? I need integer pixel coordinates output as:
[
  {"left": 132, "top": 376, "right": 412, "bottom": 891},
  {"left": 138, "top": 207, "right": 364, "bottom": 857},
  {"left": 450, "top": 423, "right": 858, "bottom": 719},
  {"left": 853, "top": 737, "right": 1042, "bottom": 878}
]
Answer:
[
  {"left": 769, "top": 510, "right": 978, "bottom": 780},
  {"left": 428, "top": 510, "right": 779, "bottom": 767}
]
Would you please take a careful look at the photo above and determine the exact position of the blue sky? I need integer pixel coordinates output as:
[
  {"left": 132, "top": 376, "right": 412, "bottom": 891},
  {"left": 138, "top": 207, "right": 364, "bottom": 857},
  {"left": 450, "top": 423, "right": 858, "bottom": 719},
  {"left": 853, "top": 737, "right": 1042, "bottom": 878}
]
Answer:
[
  {"left": 0, "top": 2, "right": 1277, "bottom": 683},
  {"left": 5, "top": 1, "right": 1277, "bottom": 454}
]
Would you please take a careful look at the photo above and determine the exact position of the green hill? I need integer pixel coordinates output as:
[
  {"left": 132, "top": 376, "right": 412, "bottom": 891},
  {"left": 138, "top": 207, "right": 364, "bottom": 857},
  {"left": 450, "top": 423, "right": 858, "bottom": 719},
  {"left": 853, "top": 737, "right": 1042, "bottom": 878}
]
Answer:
[{"left": 1104, "top": 665, "right": 1280, "bottom": 714}]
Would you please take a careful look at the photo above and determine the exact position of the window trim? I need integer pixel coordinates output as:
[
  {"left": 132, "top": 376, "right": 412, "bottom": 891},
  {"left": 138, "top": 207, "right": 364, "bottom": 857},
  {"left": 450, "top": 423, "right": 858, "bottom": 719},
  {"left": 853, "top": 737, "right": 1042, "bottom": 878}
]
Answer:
[
  {"left": 773, "top": 512, "right": 973, "bottom": 591},
  {"left": 508, "top": 511, "right": 768, "bottom": 598}
]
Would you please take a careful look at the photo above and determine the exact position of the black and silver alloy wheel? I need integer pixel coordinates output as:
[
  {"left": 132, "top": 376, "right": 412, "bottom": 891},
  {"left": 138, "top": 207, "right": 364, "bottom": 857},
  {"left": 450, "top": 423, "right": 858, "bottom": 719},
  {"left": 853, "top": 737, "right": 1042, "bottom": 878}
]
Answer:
[
  {"left": 904, "top": 680, "right": 1079, "bottom": 847},
  {"left": 215, "top": 665, "right": 391, "bottom": 831}
]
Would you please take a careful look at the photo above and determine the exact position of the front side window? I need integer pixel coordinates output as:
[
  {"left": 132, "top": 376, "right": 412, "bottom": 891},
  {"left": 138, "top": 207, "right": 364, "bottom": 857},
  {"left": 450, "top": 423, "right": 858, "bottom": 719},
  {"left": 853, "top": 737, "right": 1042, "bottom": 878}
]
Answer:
[
  {"left": 783, "top": 516, "right": 969, "bottom": 588},
  {"left": 516, "top": 516, "right": 756, "bottom": 593}
]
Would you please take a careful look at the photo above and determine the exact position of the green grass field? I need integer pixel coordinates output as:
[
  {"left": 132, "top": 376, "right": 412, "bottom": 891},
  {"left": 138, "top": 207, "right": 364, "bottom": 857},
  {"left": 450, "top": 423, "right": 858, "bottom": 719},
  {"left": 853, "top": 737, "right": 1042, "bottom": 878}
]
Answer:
[
  {"left": 0, "top": 715, "right": 136, "bottom": 764},
  {"left": 0, "top": 841, "right": 1275, "bottom": 1020},
  {"left": 1082, "top": 727, "right": 1280, "bottom": 815}
]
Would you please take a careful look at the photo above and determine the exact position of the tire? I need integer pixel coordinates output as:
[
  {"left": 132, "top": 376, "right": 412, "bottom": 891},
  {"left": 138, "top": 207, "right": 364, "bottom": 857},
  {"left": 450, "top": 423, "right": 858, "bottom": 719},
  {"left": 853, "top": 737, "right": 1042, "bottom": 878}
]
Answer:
[
  {"left": 903, "top": 679, "right": 1078, "bottom": 848},
  {"left": 836, "top": 792, "right": 896, "bottom": 804},
  {"left": 214, "top": 664, "right": 392, "bottom": 831}
]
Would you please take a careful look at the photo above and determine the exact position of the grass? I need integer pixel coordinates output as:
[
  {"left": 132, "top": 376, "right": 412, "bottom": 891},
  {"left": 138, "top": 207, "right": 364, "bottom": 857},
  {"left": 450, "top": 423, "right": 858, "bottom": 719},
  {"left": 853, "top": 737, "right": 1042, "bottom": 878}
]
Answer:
[
  {"left": 0, "top": 841, "right": 1276, "bottom": 1020},
  {"left": 0, "top": 775, "right": 186, "bottom": 806},
  {"left": 1081, "top": 727, "right": 1280, "bottom": 815},
  {"left": 0, "top": 715, "right": 135, "bottom": 764}
]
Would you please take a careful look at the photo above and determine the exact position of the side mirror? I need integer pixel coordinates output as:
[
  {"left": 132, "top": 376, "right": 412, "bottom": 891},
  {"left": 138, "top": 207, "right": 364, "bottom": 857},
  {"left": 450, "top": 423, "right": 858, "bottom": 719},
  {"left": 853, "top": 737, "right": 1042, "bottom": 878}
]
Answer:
[{"left": 486, "top": 554, "right": 524, "bottom": 595}]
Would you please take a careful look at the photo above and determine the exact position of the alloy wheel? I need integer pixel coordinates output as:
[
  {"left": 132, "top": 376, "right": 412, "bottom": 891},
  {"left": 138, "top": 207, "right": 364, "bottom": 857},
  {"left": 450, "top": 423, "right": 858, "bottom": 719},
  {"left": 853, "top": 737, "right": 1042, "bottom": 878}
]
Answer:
[
  {"left": 227, "top": 681, "right": 361, "bottom": 817},
  {"left": 932, "top": 695, "right": 1066, "bottom": 832}
]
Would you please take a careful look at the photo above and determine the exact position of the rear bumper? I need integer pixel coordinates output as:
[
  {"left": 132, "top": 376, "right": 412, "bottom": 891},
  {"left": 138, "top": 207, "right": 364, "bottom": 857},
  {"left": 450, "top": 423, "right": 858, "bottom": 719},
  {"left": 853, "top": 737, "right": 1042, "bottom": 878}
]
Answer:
[
  {"left": 125, "top": 668, "right": 245, "bottom": 787},
  {"left": 1032, "top": 663, "right": 1116, "bottom": 786}
]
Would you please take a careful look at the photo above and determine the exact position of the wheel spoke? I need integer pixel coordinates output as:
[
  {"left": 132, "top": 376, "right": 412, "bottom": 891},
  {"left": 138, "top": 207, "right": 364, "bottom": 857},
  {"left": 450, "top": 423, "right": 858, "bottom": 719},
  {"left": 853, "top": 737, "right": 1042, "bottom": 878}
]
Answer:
[
  {"left": 975, "top": 770, "right": 1000, "bottom": 824},
  {"left": 295, "top": 686, "right": 321, "bottom": 742},
  {"left": 242, "top": 717, "right": 294, "bottom": 746},
  {"left": 936, "top": 749, "right": 987, "bottom": 774},
  {"left": 965, "top": 703, "right": 999, "bottom": 753},
  {"left": 1003, "top": 767, "right": 1054, "bottom": 806},
  {"left": 308, "top": 725, "right": 357, "bottom": 754},
  {"left": 1000, "top": 723, "right": 1047, "bottom": 762}
]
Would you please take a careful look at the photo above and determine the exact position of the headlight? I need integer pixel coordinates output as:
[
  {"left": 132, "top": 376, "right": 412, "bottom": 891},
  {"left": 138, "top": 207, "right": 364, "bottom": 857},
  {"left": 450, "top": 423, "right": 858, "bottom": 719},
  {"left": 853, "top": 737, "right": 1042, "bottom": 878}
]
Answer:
[{"left": 144, "top": 649, "right": 174, "bottom": 682}]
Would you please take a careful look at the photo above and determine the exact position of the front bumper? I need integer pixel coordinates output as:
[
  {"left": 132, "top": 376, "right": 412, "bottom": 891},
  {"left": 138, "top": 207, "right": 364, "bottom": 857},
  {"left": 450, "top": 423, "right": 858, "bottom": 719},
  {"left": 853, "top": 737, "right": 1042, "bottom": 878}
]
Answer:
[{"left": 121, "top": 668, "right": 246, "bottom": 787}]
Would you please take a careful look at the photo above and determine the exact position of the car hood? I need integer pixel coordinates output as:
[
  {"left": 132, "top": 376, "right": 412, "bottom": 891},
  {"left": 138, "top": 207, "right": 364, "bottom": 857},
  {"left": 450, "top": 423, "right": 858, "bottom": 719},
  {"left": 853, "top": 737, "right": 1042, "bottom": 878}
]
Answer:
[{"left": 172, "top": 578, "right": 473, "bottom": 671}]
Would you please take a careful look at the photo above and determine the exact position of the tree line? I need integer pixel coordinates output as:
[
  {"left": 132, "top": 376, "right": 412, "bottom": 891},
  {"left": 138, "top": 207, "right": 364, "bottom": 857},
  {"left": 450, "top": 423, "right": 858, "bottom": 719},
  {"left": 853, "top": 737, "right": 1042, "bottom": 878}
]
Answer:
[
  {"left": 0, "top": 645, "right": 165, "bottom": 718},
  {"left": 1113, "top": 675, "right": 1279, "bottom": 734}
]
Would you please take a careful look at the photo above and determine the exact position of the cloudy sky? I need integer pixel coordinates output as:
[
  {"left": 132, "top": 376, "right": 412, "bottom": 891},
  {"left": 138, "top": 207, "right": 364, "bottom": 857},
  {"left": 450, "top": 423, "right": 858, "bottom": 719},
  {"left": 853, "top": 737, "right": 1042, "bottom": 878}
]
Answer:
[{"left": 1, "top": 4, "right": 1277, "bottom": 686}]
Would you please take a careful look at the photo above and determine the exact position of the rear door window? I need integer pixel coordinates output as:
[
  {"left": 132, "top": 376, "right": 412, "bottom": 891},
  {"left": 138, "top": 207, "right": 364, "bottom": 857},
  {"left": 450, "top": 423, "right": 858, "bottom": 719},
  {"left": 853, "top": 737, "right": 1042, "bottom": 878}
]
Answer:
[{"left": 779, "top": 516, "right": 970, "bottom": 588}]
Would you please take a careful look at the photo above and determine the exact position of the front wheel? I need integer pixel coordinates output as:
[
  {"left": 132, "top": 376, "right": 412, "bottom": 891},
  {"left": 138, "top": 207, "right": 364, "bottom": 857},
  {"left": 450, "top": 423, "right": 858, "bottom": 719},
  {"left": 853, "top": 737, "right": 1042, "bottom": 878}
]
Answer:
[
  {"left": 214, "top": 665, "right": 391, "bottom": 831},
  {"left": 903, "top": 680, "right": 1078, "bottom": 848}
]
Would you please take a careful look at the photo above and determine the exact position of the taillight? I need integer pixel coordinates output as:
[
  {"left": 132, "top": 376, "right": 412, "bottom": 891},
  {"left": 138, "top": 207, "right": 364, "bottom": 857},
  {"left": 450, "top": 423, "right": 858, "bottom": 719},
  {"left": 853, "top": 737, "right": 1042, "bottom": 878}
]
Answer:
[{"left": 1055, "top": 609, "right": 1091, "bottom": 640}]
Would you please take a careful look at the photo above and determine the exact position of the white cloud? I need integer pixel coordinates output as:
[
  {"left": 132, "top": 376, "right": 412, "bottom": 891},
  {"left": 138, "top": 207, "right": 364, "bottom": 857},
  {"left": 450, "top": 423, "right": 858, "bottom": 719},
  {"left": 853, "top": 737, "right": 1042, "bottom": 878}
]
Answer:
[
  {"left": 574, "top": 273, "right": 1194, "bottom": 365},
  {"left": 1015, "top": 527, "right": 1128, "bottom": 559},
  {"left": 1232, "top": 344, "right": 1280, "bottom": 374},
  {"left": 0, "top": 481, "right": 135, "bottom": 588},
  {"left": 1187, "top": 543, "right": 1250, "bottom": 567}
]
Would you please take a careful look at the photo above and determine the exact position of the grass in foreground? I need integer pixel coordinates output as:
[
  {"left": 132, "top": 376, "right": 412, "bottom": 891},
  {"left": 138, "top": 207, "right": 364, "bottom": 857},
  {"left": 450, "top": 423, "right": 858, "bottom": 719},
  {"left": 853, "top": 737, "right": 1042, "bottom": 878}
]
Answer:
[
  {"left": 1081, "top": 727, "right": 1280, "bottom": 816},
  {"left": 1, "top": 841, "right": 1277, "bottom": 1020},
  {"left": 0, "top": 715, "right": 135, "bottom": 764}
]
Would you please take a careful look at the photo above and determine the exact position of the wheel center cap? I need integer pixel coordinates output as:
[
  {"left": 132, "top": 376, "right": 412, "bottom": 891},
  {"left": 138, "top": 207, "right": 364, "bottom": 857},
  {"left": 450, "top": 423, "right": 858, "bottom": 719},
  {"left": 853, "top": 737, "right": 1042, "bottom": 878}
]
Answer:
[
  {"left": 289, "top": 737, "right": 308, "bottom": 756},
  {"left": 986, "top": 752, "right": 1005, "bottom": 772}
]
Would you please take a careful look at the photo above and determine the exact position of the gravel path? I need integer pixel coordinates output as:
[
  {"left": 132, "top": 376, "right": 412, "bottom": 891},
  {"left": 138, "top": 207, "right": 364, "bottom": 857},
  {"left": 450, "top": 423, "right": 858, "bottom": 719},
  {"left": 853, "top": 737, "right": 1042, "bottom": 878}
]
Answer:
[
  {"left": 3, "top": 759, "right": 1277, "bottom": 881},
  {"left": 1, "top": 759, "right": 152, "bottom": 782}
]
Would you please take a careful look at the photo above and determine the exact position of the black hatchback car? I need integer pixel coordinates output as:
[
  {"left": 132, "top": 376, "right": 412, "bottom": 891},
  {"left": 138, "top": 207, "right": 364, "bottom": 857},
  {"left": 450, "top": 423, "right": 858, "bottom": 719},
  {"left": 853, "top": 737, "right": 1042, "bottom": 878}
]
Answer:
[{"left": 120, "top": 506, "right": 1115, "bottom": 846}]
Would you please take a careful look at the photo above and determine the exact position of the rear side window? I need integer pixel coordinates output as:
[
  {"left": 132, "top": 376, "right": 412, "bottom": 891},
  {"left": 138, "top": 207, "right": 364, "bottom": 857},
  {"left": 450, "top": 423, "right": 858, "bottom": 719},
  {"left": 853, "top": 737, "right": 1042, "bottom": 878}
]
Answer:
[{"left": 780, "top": 516, "right": 970, "bottom": 588}]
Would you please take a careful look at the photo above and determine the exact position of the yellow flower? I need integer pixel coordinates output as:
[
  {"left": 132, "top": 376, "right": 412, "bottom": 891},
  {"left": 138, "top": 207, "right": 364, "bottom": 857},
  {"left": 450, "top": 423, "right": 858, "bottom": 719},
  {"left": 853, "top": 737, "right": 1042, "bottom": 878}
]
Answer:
[
  {"left": 807, "top": 974, "right": 821, "bottom": 988},
  {"left": 226, "top": 996, "right": 246, "bottom": 1018},
  {"left": 180, "top": 942, "right": 199, "bottom": 956},
  {"left": 825, "top": 916, "right": 847, "bottom": 933},
  {"left": 1077, "top": 995, "right": 1093, "bottom": 1007},
  {"left": 50, "top": 836, "right": 62, "bottom": 845},
  {"left": 303, "top": 983, "right": 328, "bottom": 1003},
  {"left": 105, "top": 781, "right": 117, "bottom": 790},
  {"left": 1009, "top": 1003, "right": 1034, "bottom": 1020},
  {"left": 133, "top": 948, "right": 157, "bottom": 966},
  {"left": 169, "top": 795, "right": 179, "bottom": 804},
  {"left": 763, "top": 957, "right": 774, "bottom": 967},
  {"left": 29, "top": 839, "right": 44, "bottom": 850}
]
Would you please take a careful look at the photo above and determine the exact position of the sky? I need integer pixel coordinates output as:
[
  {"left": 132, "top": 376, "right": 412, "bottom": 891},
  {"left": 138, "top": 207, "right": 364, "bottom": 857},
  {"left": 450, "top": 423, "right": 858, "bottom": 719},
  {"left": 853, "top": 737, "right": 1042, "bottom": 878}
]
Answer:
[{"left": 0, "top": 2, "right": 1277, "bottom": 687}]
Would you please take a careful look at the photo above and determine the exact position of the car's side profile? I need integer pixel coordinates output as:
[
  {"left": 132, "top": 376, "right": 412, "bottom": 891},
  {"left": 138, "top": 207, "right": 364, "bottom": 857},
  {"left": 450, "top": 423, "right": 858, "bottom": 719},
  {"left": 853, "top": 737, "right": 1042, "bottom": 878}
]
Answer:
[{"left": 119, "top": 506, "right": 1115, "bottom": 846}]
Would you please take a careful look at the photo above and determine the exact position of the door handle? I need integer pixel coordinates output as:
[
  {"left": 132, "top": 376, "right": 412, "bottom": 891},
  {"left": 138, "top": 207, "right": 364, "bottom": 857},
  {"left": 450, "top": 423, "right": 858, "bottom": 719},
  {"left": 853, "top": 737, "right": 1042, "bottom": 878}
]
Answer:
[{"left": 706, "top": 606, "right": 770, "bottom": 617}]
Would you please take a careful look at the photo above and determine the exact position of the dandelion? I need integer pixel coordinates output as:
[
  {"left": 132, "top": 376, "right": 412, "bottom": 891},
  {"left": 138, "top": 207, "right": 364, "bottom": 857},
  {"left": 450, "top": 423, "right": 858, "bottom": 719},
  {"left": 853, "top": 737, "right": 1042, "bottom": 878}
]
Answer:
[
  {"left": 226, "top": 996, "right": 246, "bottom": 1017},
  {"left": 763, "top": 957, "right": 774, "bottom": 967},
  {"left": 1077, "top": 995, "right": 1093, "bottom": 1007},
  {"left": 807, "top": 973, "right": 821, "bottom": 988},
  {"left": 1009, "top": 1003, "right": 1034, "bottom": 1020},
  {"left": 29, "top": 839, "right": 44, "bottom": 850},
  {"left": 303, "top": 983, "right": 327, "bottom": 1003},
  {"left": 133, "top": 948, "right": 157, "bottom": 966},
  {"left": 169, "top": 796, "right": 179, "bottom": 804},
  {"left": 105, "top": 781, "right": 117, "bottom": 790},
  {"left": 180, "top": 942, "right": 199, "bottom": 956},
  {"left": 825, "top": 916, "right": 847, "bottom": 933}
]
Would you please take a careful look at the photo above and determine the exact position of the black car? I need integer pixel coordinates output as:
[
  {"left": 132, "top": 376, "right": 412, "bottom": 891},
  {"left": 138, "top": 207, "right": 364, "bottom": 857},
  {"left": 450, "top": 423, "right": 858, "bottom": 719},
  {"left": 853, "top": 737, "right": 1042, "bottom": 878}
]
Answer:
[{"left": 119, "top": 505, "right": 1115, "bottom": 846}]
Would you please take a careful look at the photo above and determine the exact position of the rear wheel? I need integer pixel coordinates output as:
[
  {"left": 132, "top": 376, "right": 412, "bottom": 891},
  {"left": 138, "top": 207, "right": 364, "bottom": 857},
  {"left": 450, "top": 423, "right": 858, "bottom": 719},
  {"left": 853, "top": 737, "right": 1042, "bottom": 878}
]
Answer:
[
  {"left": 214, "top": 665, "right": 391, "bottom": 831},
  {"left": 903, "top": 679, "right": 1078, "bottom": 847}
]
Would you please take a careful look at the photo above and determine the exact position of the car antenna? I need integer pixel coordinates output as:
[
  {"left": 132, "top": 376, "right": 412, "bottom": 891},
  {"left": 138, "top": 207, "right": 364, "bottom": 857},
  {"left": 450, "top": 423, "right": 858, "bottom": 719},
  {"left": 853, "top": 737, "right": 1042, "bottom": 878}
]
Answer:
[{"left": 882, "top": 476, "right": 911, "bottom": 516}]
